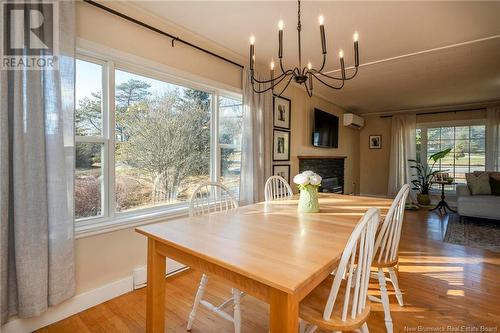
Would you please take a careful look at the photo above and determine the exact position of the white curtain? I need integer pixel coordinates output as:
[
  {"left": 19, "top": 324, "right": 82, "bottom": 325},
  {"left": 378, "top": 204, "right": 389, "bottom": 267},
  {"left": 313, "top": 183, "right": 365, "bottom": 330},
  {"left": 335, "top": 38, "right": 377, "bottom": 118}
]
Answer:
[
  {"left": 486, "top": 107, "right": 500, "bottom": 171},
  {"left": 239, "top": 70, "right": 273, "bottom": 205},
  {"left": 1, "top": 2, "right": 75, "bottom": 324},
  {"left": 388, "top": 114, "right": 417, "bottom": 202}
]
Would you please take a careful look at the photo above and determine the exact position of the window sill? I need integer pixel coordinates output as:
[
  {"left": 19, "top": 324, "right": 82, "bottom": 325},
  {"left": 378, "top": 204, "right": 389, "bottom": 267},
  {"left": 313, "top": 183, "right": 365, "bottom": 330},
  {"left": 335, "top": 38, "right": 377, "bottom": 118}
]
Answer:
[{"left": 75, "top": 205, "right": 189, "bottom": 239}]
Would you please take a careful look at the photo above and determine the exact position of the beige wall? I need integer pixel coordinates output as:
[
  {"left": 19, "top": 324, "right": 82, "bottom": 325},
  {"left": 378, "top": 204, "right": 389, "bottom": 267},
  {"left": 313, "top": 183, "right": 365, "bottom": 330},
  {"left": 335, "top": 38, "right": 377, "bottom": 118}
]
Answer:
[
  {"left": 76, "top": 1, "right": 242, "bottom": 90},
  {"left": 359, "top": 109, "right": 488, "bottom": 196},
  {"left": 281, "top": 87, "right": 360, "bottom": 195},
  {"left": 359, "top": 116, "right": 392, "bottom": 196},
  {"left": 74, "top": 2, "right": 360, "bottom": 295}
]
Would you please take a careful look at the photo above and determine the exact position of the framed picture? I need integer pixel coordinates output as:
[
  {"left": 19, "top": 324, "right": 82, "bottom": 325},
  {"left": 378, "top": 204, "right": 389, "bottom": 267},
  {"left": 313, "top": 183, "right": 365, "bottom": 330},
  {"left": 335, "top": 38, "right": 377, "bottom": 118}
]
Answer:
[
  {"left": 273, "top": 129, "right": 290, "bottom": 161},
  {"left": 272, "top": 165, "right": 291, "bottom": 185},
  {"left": 273, "top": 95, "right": 291, "bottom": 130},
  {"left": 369, "top": 135, "right": 382, "bottom": 149}
]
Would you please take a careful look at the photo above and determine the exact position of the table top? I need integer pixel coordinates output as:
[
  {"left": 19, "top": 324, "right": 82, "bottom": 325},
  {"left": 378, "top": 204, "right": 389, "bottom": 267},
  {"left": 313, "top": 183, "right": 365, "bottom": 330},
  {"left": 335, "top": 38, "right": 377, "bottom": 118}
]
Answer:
[{"left": 136, "top": 194, "right": 392, "bottom": 295}]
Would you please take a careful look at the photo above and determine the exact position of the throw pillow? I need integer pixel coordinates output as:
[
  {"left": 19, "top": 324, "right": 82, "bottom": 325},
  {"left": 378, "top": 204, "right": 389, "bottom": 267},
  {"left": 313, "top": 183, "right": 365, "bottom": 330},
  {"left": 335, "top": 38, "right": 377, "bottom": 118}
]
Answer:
[
  {"left": 490, "top": 177, "right": 500, "bottom": 196},
  {"left": 466, "top": 172, "right": 491, "bottom": 195}
]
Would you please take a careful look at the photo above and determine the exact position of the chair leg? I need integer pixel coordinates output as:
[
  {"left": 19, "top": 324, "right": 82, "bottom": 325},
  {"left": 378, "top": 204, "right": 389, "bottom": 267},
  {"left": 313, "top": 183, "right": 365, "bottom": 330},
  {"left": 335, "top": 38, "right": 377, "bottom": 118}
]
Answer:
[
  {"left": 299, "top": 319, "right": 306, "bottom": 333},
  {"left": 388, "top": 267, "right": 404, "bottom": 306},
  {"left": 233, "top": 288, "right": 241, "bottom": 333},
  {"left": 187, "top": 274, "right": 209, "bottom": 331},
  {"left": 377, "top": 268, "right": 393, "bottom": 333},
  {"left": 361, "top": 323, "right": 369, "bottom": 333}
]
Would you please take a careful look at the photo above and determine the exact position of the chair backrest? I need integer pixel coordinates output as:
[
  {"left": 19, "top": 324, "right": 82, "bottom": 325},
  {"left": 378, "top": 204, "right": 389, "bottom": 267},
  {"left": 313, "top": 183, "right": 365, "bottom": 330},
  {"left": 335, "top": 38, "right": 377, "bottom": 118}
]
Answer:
[
  {"left": 189, "top": 182, "right": 239, "bottom": 217},
  {"left": 373, "top": 184, "right": 410, "bottom": 264},
  {"left": 264, "top": 176, "right": 293, "bottom": 201},
  {"left": 323, "top": 208, "right": 380, "bottom": 322}
]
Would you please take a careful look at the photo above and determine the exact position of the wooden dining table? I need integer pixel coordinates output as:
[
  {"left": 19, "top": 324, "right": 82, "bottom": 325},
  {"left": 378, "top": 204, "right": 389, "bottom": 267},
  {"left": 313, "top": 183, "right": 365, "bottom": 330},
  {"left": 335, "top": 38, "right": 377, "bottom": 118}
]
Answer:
[{"left": 136, "top": 193, "right": 392, "bottom": 333}]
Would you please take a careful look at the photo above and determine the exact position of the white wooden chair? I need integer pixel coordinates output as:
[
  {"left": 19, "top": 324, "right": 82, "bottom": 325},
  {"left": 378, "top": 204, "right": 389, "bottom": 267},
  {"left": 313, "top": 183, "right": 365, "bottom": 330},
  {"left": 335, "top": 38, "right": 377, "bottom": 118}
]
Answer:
[
  {"left": 186, "top": 182, "right": 243, "bottom": 332},
  {"left": 299, "top": 208, "right": 380, "bottom": 333},
  {"left": 264, "top": 175, "right": 293, "bottom": 201},
  {"left": 369, "top": 184, "right": 410, "bottom": 333}
]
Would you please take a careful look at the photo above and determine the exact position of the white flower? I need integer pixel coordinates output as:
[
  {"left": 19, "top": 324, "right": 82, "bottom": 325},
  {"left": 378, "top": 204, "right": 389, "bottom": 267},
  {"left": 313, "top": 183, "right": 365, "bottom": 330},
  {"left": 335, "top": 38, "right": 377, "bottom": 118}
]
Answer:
[
  {"left": 309, "top": 174, "right": 322, "bottom": 186},
  {"left": 302, "top": 170, "right": 315, "bottom": 177},
  {"left": 293, "top": 173, "right": 310, "bottom": 186}
]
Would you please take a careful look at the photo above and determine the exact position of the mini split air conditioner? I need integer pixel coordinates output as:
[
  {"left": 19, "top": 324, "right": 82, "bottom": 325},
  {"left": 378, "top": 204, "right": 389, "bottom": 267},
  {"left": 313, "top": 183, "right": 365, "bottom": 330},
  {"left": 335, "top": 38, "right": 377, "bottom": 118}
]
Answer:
[{"left": 343, "top": 113, "right": 364, "bottom": 129}]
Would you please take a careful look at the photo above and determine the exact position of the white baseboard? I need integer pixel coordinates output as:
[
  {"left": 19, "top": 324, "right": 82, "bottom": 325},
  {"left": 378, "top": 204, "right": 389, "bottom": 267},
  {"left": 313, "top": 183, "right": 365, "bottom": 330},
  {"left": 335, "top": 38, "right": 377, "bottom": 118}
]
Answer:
[
  {"left": 2, "top": 260, "right": 188, "bottom": 333},
  {"left": 2, "top": 276, "right": 134, "bottom": 333},
  {"left": 133, "top": 259, "right": 187, "bottom": 289}
]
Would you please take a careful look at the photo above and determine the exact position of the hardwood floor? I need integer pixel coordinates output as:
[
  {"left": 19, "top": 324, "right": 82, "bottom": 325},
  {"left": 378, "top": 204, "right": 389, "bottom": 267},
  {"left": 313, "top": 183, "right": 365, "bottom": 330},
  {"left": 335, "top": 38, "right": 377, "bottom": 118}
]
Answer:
[{"left": 37, "top": 211, "right": 500, "bottom": 333}]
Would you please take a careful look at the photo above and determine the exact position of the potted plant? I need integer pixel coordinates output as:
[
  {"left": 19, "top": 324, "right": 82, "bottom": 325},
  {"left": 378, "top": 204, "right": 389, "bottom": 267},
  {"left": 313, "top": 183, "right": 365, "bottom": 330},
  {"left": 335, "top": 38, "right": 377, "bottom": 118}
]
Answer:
[{"left": 408, "top": 148, "right": 451, "bottom": 206}]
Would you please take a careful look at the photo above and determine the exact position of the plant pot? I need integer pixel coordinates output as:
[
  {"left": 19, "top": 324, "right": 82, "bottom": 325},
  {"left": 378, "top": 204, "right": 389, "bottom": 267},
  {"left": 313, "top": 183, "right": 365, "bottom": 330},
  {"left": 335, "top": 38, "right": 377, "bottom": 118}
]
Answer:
[
  {"left": 298, "top": 185, "right": 320, "bottom": 213},
  {"left": 417, "top": 193, "right": 431, "bottom": 206}
]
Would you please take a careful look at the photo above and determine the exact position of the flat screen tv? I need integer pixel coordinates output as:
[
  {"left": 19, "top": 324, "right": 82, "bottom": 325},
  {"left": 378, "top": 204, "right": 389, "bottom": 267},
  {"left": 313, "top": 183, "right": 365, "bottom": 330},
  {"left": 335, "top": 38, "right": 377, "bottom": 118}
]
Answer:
[{"left": 312, "top": 108, "right": 339, "bottom": 148}]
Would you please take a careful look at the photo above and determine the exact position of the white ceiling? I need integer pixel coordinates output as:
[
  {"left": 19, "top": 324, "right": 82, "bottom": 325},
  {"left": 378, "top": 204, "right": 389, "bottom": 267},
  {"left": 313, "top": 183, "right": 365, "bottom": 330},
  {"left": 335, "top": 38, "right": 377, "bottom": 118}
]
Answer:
[{"left": 129, "top": 1, "right": 500, "bottom": 113}]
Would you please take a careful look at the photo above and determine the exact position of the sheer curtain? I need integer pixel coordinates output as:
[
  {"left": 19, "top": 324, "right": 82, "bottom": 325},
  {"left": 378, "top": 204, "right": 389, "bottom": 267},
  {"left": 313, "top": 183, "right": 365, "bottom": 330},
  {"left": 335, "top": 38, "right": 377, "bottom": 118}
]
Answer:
[
  {"left": 387, "top": 114, "right": 417, "bottom": 202},
  {"left": 1, "top": 2, "right": 75, "bottom": 324},
  {"left": 239, "top": 70, "right": 273, "bottom": 205},
  {"left": 486, "top": 107, "right": 500, "bottom": 171}
]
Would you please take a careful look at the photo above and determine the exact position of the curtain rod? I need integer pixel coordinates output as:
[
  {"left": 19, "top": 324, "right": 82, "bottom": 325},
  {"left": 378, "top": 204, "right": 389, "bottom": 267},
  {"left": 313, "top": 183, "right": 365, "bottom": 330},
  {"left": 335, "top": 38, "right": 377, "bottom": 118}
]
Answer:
[
  {"left": 379, "top": 107, "right": 486, "bottom": 118},
  {"left": 83, "top": 0, "right": 244, "bottom": 70}
]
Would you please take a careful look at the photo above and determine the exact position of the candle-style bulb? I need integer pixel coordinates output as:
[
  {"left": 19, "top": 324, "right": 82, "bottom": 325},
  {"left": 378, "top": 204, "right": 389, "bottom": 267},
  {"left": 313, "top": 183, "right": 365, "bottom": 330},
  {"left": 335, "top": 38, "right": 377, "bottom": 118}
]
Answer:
[
  {"left": 318, "top": 15, "right": 324, "bottom": 25},
  {"left": 270, "top": 59, "right": 275, "bottom": 70},
  {"left": 278, "top": 20, "right": 284, "bottom": 31},
  {"left": 307, "top": 62, "right": 312, "bottom": 70},
  {"left": 250, "top": 35, "right": 255, "bottom": 45},
  {"left": 338, "top": 50, "right": 344, "bottom": 58},
  {"left": 353, "top": 32, "right": 359, "bottom": 42}
]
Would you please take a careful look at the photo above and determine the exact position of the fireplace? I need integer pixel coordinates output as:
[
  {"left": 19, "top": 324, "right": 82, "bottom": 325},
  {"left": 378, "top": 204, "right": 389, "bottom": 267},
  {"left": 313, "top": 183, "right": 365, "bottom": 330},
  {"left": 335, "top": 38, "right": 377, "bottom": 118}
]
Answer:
[{"left": 298, "top": 156, "right": 345, "bottom": 194}]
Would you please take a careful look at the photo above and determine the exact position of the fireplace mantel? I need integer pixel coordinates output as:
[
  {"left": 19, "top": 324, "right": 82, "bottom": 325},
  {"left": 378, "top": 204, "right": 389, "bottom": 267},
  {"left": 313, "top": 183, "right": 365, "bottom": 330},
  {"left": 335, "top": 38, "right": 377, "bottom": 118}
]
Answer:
[{"left": 297, "top": 155, "right": 347, "bottom": 160}]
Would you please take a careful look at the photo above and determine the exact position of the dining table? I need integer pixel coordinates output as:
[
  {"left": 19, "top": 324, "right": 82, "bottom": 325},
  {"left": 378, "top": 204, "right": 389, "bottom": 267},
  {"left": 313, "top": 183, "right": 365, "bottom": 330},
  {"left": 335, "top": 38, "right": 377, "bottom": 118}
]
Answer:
[{"left": 135, "top": 193, "right": 392, "bottom": 333}]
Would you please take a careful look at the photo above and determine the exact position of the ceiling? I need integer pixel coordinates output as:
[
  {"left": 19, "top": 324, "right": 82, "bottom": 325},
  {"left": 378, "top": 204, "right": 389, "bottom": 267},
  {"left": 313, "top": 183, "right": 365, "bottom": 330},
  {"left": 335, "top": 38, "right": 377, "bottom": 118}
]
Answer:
[{"left": 129, "top": 1, "right": 500, "bottom": 114}]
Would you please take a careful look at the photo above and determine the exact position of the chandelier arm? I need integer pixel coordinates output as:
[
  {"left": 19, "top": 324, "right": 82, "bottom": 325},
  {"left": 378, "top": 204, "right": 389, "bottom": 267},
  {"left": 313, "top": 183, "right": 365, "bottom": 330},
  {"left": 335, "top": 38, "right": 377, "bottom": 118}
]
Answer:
[
  {"left": 313, "top": 71, "right": 344, "bottom": 81},
  {"left": 251, "top": 70, "right": 291, "bottom": 84},
  {"left": 317, "top": 54, "right": 327, "bottom": 73},
  {"left": 251, "top": 72, "right": 293, "bottom": 94},
  {"left": 279, "top": 58, "right": 287, "bottom": 75},
  {"left": 344, "top": 66, "right": 359, "bottom": 80},
  {"left": 275, "top": 75, "right": 295, "bottom": 97},
  {"left": 314, "top": 66, "right": 358, "bottom": 81},
  {"left": 304, "top": 81, "right": 313, "bottom": 97},
  {"left": 312, "top": 72, "right": 345, "bottom": 90}
]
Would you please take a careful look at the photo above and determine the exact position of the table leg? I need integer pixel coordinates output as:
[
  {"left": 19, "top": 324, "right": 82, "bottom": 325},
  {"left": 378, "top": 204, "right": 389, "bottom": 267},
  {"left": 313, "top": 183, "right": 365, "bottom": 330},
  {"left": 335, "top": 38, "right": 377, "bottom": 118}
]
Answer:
[
  {"left": 269, "top": 289, "right": 298, "bottom": 333},
  {"left": 146, "top": 238, "right": 166, "bottom": 333}
]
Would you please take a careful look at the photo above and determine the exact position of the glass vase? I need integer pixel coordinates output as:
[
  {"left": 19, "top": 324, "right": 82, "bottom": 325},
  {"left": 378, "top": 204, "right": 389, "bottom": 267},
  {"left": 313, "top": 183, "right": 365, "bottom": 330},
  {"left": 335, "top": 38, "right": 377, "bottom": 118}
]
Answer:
[{"left": 297, "top": 185, "right": 320, "bottom": 213}]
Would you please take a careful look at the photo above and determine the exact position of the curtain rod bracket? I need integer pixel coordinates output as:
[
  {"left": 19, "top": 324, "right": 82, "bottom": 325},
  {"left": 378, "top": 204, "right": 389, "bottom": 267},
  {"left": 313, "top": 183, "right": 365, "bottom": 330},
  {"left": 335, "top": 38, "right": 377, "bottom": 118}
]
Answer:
[{"left": 172, "top": 37, "right": 179, "bottom": 48}]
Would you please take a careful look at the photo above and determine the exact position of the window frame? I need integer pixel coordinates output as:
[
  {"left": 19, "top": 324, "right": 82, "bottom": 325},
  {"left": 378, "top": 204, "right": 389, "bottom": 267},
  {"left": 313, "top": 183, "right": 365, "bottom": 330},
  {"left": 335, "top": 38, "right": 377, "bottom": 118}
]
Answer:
[
  {"left": 417, "top": 119, "right": 486, "bottom": 194},
  {"left": 75, "top": 47, "right": 243, "bottom": 237}
]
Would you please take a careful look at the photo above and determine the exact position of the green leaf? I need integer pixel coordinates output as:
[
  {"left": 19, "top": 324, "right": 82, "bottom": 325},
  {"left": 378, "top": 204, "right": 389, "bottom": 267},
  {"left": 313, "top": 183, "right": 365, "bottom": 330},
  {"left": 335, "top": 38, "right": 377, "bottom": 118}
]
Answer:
[{"left": 429, "top": 148, "right": 451, "bottom": 162}]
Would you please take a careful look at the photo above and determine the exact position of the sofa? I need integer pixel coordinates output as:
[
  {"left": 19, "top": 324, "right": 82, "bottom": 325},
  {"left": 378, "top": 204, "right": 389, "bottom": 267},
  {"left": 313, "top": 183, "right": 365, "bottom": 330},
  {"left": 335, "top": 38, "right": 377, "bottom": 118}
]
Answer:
[{"left": 456, "top": 171, "right": 500, "bottom": 220}]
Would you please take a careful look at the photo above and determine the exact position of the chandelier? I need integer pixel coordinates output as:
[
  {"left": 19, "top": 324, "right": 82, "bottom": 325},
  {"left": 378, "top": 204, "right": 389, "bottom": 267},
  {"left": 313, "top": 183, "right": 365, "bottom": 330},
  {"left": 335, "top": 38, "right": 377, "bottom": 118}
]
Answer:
[{"left": 248, "top": 0, "right": 360, "bottom": 97}]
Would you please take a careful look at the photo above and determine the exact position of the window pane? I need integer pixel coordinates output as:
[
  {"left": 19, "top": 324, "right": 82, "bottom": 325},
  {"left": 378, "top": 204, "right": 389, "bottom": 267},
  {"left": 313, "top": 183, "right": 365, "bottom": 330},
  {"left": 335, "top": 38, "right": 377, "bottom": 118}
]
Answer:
[
  {"left": 219, "top": 96, "right": 243, "bottom": 198},
  {"left": 75, "top": 59, "right": 102, "bottom": 136},
  {"left": 470, "top": 138, "right": 485, "bottom": 154},
  {"left": 440, "top": 127, "right": 454, "bottom": 140},
  {"left": 416, "top": 128, "right": 422, "bottom": 163},
  {"left": 427, "top": 128, "right": 440, "bottom": 139},
  {"left": 75, "top": 142, "right": 104, "bottom": 219},
  {"left": 470, "top": 125, "right": 485, "bottom": 139},
  {"left": 455, "top": 126, "right": 469, "bottom": 139},
  {"left": 115, "top": 69, "right": 211, "bottom": 212}
]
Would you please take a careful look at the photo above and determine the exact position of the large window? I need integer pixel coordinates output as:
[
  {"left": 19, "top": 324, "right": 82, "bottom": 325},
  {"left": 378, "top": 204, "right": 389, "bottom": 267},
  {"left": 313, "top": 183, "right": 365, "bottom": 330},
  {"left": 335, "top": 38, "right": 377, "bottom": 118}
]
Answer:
[
  {"left": 417, "top": 123, "right": 486, "bottom": 190},
  {"left": 75, "top": 55, "right": 242, "bottom": 224}
]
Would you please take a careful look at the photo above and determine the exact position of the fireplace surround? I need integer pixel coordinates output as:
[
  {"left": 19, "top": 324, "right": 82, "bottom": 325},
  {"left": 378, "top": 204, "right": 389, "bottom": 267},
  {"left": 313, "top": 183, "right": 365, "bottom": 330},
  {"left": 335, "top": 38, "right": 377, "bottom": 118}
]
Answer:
[{"left": 298, "top": 156, "right": 345, "bottom": 194}]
